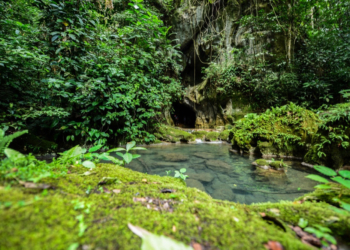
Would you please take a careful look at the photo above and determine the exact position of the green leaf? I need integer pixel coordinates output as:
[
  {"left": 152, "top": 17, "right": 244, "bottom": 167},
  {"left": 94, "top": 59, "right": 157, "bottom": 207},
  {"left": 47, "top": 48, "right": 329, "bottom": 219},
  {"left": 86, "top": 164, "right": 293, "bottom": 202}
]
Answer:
[
  {"left": 89, "top": 145, "right": 103, "bottom": 153},
  {"left": 4, "top": 148, "right": 26, "bottom": 162},
  {"left": 130, "top": 147, "right": 147, "bottom": 151},
  {"left": 123, "top": 153, "right": 133, "bottom": 164},
  {"left": 298, "top": 218, "right": 308, "bottom": 228},
  {"left": 314, "top": 184, "right": 332, "bottom": 189},
  {"left": 340, "top": 202, "right": 350, "bottom": 212},
  {"left": 132, "top": 154, "right": 141, "bottom": 159},
  {"left": 126, "top": 141, "right": 136, "bottom": 152},
  {"left": 180, "top": 168, "right": 186, "bottom": 173},
  {"left": 82, "top": 160, "right": 96, "bottom": 169},
  {"left": 128, "top": 224, "right": 192, "bottom": 250},
  {"left": 339, "top": 170, "right": 350, "bottom": 179},
  {"left": 305, "top": 174, "right": 329, "bottom": 183},
  {"left": 331, "top": 176, "right": 350, "bottom": 189},
  {"left": 107, "top": 148, "right": 125, "bottom": 153},
  {"left": 314, "top": 165, "right": 337, "bottom": 176},
  {"left": 323, "top": 234, "right": 337, "bottom": 245}
]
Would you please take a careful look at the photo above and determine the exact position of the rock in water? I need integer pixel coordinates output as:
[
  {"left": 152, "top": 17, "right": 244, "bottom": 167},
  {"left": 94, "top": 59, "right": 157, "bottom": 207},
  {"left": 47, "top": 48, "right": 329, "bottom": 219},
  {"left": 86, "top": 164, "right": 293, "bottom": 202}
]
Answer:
[
  {"left": 206, "top": 160, "right": 232, "bottom": 173},
  {"left": 193, "top": 152, "right": 216, "bottom": 159},
  {"left": 188, "top": 173, "right": 214, "bottom": 182},
  {"left": 186, "top": 179, "right": 206, "bottom": 192}
]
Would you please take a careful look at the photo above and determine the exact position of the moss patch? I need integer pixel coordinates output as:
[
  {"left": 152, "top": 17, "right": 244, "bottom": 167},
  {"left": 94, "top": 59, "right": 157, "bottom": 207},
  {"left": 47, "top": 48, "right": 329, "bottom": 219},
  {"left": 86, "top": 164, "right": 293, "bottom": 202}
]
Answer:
[
  {"left": 192, "top": 131, "right": 208, "bottom": 139},
  {"left": 1, "top": 163, "right": 350, "bottom": 249},
  {"left": 155, "top": 125, "right": 195, "bottom": 143},
  {"left": 231, "top": 103, "right": 320, "bottom": 157},
  {"left": 219, "top": 130, "right": 231, "bottom": 141},
  {"left": 205, "top": 132, "right": 219, "bottom": 141}
]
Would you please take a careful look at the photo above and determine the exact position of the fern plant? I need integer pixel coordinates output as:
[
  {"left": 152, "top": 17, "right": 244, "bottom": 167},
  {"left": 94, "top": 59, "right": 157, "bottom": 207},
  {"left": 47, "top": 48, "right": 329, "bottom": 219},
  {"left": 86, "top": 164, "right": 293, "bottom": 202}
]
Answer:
[
  {"left": 0, "top": 129, "right": 28, "bottom": 156},
  {"left": 306, "top": 165, "right": 350, "bottom": 213}
]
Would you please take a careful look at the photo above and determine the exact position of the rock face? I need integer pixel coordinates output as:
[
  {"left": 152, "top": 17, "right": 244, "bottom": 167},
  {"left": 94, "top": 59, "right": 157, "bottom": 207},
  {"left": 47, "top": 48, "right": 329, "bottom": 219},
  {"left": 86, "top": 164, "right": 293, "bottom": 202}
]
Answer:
[{"left": 165, "top": 0, "right": 286, "bottom": 128}]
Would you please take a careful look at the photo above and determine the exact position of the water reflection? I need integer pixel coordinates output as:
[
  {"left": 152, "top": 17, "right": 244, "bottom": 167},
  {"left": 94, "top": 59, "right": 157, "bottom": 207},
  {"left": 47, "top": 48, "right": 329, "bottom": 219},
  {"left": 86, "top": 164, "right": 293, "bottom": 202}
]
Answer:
[{"left": 123, "top": 143, "right": 318, "bottom": 204}]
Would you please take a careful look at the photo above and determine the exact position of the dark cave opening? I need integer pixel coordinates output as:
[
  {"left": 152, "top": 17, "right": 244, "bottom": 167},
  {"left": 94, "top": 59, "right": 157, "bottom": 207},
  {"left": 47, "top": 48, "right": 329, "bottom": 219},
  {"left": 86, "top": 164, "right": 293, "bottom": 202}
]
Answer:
[{"left": 171, "top": 102, "right": 196, "bottom": 128}]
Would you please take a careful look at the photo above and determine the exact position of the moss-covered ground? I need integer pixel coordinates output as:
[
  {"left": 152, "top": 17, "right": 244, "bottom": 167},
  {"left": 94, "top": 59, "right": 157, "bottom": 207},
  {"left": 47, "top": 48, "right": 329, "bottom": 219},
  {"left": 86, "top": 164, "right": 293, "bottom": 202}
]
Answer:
[{"left": 1, "top": 163, "right": 350, "bottom": 250}]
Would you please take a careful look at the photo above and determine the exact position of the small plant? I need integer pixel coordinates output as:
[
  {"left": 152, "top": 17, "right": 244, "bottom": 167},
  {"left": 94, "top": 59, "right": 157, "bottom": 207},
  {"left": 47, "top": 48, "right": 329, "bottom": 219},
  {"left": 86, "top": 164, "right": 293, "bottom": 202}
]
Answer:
[
  {"left": 107, "top": 141, "right": 146, "bottom": 165},
  {"left": 0, "top": 128, "right": 28, "bottom": 156},
  {"left": 306, "top": 165, "right": 350, "bottom": 212},
  {"left": 165, "top": 170, "right": 172, "bottom": 176},
  {"left": 174, "top": 168, "right": 188, "bottom": 181},
  {"left": 297, "top": 218, "right": 336, "bottom": 247}
]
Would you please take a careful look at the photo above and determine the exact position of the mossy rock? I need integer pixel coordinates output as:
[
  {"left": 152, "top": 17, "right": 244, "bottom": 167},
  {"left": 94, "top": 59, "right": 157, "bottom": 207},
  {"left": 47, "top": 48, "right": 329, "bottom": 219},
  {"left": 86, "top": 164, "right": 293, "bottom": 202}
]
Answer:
[
  {"left": 205, "top": 131, "right": 220, "bottom": 141},
  {"left": 1, "top": 163, "right": 350, "bottom": 249},
  {"left": 219, "top": 130, "right": 231, "bottom": 141},
  {"left": 254, "top": 159, "right": 288, "bottom": 170},
  {"left": 192, "top": 130, "right": 208, "bottom": 139},
  {"left": 231, "top": 103, "right": 320, "bottom": 157},
  {"left": 155, "top": 125, "right": 195, "bottom": 143}
]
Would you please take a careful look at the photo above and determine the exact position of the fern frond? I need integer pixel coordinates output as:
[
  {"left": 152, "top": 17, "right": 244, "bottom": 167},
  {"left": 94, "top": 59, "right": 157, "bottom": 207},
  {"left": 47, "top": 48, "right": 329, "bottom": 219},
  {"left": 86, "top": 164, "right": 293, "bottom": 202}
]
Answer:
[{"left": 0, "top": 129, "right": 28, "bottom": 156}]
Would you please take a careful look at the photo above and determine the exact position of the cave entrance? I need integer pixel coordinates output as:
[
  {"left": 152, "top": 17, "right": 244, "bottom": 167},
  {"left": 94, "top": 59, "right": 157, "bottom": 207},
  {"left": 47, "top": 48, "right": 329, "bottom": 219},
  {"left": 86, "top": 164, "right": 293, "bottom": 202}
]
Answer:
[{"left": 172, "top": 102, "right": 196, "bottom": 128}]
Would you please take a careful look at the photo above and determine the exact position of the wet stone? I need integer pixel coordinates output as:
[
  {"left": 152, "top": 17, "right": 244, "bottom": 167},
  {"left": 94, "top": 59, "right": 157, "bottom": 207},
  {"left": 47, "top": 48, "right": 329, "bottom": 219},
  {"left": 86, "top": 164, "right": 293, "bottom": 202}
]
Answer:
[
  {"left": 159, "top": 153, "right": 189, "bottom": 162},
  {"left": 211, "top": 188, "right": 235, "bottom": 201},
  {"left": 206, "top": 160, "right": 232, "bottom": 173},
  {"left": 188, "top": 173, "right": 214, "bottom": 183},
  {"left": 193, "top": 152, "right": 216, "bottom": 159},
  {"left": 186, "top": 179, "right": 206, "bottom": 192}
]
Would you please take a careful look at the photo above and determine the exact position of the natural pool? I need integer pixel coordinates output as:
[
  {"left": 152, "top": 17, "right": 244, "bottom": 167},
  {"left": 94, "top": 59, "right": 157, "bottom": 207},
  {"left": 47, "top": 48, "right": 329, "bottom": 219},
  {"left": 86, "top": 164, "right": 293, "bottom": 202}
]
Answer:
[{"left": 124, "top": 143, "right": 319, "bottom": 204}]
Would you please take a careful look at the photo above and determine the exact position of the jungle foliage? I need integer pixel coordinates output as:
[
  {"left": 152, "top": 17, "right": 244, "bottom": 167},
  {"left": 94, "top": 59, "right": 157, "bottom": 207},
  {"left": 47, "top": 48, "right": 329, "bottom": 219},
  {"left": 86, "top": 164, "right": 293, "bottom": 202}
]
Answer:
[
  {"left": 0, "top": 0, "right": 182, "bottom": 146},
  {"left": 204, "top": 0, "right": 350, "bottom": 110}
]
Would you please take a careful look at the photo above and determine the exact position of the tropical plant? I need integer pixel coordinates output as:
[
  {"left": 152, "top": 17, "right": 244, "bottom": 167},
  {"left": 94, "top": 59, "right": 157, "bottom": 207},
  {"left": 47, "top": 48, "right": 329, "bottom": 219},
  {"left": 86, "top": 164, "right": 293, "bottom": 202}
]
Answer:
[
  {"left": 107, "top": 141, "right": 146, "bottom": 165},
  {"left": 306, "top": 165, "right": 350, "bottom": 213},
  {"left": 174, "top": 168, "right": 188, "bottom": 181},
  {"left": 0, "top": 128, "right": 28, "bottom": 156},
  {"left": 297, "top": 218, "right": 336, "bottom": 247}
]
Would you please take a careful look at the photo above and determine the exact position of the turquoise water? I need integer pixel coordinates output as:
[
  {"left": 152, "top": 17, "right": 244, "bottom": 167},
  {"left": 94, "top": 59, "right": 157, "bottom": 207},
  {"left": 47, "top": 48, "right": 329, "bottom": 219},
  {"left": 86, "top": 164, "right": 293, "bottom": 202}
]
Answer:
[{"left": 125, "top": 143, "right": 318, "bottom": 204}]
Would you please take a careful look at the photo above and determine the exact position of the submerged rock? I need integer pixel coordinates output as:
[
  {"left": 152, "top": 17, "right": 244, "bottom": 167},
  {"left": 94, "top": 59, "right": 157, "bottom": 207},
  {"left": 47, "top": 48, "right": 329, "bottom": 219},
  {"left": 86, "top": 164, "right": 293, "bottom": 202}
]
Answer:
[
  {"left": 206, "top": 159, "right": 232, "bottom": 173},
  {"left": 211, "top": 187, "right": 235, "bottom": 201},
  {"left": 186, "top": 179, "right": 206, "bottom": 191},
  {"left": 193, "top": 152, "right": 216, "bottom": 159},
  {"left": 159, "top": 153, "right": 189, "bottom": 162},
  {"left": 188, "top": 173, "right": 214, "bottom": 183}
]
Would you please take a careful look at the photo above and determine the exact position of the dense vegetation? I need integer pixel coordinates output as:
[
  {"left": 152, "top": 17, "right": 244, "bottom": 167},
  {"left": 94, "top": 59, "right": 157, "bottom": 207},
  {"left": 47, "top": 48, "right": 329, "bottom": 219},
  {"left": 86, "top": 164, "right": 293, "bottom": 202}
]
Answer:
[
  {"left": 204, "top": 0, "right": 350, "bottom": 110},
  {"left": 0, "top": 0, "right": 182, "bottom": 147}
]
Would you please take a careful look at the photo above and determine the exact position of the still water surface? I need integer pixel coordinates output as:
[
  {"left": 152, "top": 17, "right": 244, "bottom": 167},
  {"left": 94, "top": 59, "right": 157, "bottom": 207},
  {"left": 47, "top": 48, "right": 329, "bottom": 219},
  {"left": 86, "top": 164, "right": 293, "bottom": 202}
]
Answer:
[{"left": 126, "top": 143, "right": 318, "bottom": 204}]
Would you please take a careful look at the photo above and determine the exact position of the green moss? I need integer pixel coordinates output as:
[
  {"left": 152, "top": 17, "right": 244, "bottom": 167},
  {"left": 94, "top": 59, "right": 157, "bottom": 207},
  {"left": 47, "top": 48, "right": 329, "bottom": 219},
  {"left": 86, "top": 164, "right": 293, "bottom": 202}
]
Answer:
[
  {"left": 231, "top": 103, "right": 320, "bottom": 157},
  {"left": 1, "top": 163, "right": 350, "bottom": 249},
  {"left": 219, "top": 130, "right": 231, "bottom": 141},
  {"left": 155, "top": 125, "right": 195, "bottom": 143},
  {"left": 269, "top": 161, "right": 287, "bottom": 169},
  {"left": 205, "top": 132, "right": 219, "bottom": 141},
  {"left": 191, "top": 131, "right": 208, "bottom": 139},
  {"left": 255, "top": 159, "right": 269, "bottom": 166}
]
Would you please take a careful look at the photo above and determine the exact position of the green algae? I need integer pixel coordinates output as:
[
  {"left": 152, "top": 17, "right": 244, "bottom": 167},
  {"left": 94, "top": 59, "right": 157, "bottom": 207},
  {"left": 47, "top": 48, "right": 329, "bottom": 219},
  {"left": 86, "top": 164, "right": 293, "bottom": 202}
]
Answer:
[{"left": 1, "top": 163, "right": 349, "bottom": 249}]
